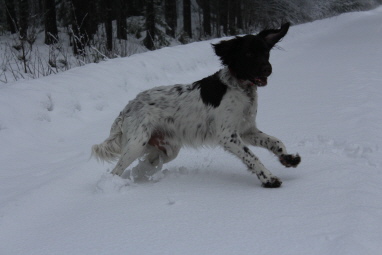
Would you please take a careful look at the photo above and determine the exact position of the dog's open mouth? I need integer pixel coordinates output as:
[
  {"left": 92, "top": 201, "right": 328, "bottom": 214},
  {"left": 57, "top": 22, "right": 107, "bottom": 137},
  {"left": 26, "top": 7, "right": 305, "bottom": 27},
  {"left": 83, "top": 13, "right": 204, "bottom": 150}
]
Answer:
[{"left": 251, "top": 77, "right": 268, "bottom": 86}]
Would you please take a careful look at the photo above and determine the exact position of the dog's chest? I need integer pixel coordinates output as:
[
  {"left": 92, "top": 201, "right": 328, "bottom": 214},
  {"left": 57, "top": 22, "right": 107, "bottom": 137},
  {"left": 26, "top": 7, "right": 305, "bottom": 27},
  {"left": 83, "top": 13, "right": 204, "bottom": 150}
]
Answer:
[{"left": 220, "top": 88, "right": 258, "bottom": 125}]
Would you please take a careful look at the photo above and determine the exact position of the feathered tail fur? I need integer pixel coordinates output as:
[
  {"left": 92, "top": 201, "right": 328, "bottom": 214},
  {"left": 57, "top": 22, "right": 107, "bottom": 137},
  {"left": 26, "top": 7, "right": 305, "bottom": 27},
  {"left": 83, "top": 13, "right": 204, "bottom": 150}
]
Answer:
[{"left": 91, "top": 114, "right": 123, "bottom": 163}]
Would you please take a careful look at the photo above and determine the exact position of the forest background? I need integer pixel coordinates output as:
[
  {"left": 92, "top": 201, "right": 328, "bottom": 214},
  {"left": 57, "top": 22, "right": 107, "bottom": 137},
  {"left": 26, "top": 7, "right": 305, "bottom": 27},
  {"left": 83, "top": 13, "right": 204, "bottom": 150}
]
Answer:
[{"left": 1, "top": 0, "right": 381, "bottom": 83}]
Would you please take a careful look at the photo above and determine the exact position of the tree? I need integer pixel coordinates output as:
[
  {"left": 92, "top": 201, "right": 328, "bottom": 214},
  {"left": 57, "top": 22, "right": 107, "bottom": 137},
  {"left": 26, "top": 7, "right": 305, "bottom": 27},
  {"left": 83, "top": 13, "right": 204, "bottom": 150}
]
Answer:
[
  {"left": 44, "top": 0, "right": 59, "bottom": 44},
  {"left": 19, "top": 0, "right": 29, "bottom": 39},
  {"left": 117, "top": 0, "right": 128, "bottom": 40},
  {"left": 228, "top": 0, "right": 237, "bottom": 35},
  {"left": 202, "top": 0, "right": 211, "bottom": 37},
  {"left": 127, "top": 0, "right": 145, "bottom": 16},
  {"left": 104, "top": 0, "right": 113, "bottom": 51},
  {"left": 144, "top": 0, "right": 156, "bottom": 50},
  {"left": 219, "top": 1, "right": 228, "bottom": 35},
  {"left": 211, "top": 0, "right": 223, "bottom": 37},
  {"left": 71, "top": 0, "right": 90, "bottom": 55},
  {"left": 183, "top": 0, "right": 192, "bottom": 38},
  {"left": 236, "top": 0, "right": 243, "bottom": 31},
  {"left": 86, "top": 0, "right": 99, "bottom": 38},
  {"left": 164, "top": 0, "right": 177, "bottom": 37},
  {"left": 5, "top": 0, "right": 18, "bottom": 34}
]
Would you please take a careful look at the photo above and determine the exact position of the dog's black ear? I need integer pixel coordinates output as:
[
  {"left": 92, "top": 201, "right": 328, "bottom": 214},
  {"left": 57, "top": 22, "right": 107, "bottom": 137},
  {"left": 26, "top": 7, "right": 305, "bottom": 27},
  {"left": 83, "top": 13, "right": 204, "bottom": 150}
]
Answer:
[
  {"left": 259, "top": 22, "right": 290, "bottom": 48},
  {"left": 212, "top": 38, "right": 239, "bottom": 66}
]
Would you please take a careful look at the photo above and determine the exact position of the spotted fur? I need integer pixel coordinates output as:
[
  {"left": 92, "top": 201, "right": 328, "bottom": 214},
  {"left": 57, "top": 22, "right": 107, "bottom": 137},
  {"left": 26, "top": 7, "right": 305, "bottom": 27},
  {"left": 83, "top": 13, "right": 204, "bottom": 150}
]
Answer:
[{"left": 92, "top": 22, "right": 301, "bottom": 188}]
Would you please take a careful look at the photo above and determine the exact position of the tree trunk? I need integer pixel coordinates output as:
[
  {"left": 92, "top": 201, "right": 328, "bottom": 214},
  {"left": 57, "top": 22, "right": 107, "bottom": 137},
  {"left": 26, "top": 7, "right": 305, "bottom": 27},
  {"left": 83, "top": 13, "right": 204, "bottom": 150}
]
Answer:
[
  {"left": 71, "top": 0, "right": 90, "bottom": 56},
  {"left": 117, "top": 0, "right": 128, "bottom": 40},
  {"left": 165, "top": 0, "right": 177, "bottom": 37},
  {"left": 44, "top": 0, "right": 59, "bottom": 44},
  {"left": 236, "top": 0, "right": 243, "bottom": 31},
  {"left": 19, "top": 0, "right": 29, "bottom": 40},
  {"left": 144, "top": 0, "right": 155, "bottom": 50},
  {"left": 86, "top": 0, "right": 98, "bottom": 40},
  {"left": 183, "top": 0, "right": 192, "bottom": 38},
  {"left": 104, "top": 0, "right": 113, "bottom": 51},
  {"left": 220, "top": 1, "right": 228, "bottom": 35},
  {"left": 202, "top": 0, "right": 211, "bottom": 37},
  {"left": 215, "top": 0, "right": 221, "bottom": 37},
  {"left": 228, "top": 0, "right": 236, "bottom": 35},
  {"left": 5, "top": 0, "right": 18, "bottom": 34}
]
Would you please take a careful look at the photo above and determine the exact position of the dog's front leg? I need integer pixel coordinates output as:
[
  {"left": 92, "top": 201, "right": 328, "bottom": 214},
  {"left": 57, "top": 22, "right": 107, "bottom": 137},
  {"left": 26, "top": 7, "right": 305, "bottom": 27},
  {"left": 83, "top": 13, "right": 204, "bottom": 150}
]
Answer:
[
  {"left": 219, "top": 132, "right": 282, "bottom": 188},
  {"left": 242, "top": 128, "right": 301, "bottom": 168}
]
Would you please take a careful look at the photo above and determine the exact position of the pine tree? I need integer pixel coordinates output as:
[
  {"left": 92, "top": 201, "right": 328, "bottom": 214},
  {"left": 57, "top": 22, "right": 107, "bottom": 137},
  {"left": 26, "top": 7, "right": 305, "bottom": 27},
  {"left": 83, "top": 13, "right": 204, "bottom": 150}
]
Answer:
[
  {"left": 5, "top": 0, "right": 18, "bottom": 34},
  {"left": 104, "top": 0, "right": 113, "bottom": 51},
  {"left": 183, "top": 0, "right": 192, "bottom": 38},
  {"left": 164, "top": 0, "right": 177, "bottom": 37},
  {"left": 236, "top": 0, "right": 243, "bottom": 31},
  {"left": 220, "top": 1, "right": 228, "bottom": 35},
  {"left": 117, "top": 0, "right": 128, "bottom": 40},
  {"left": 71, "top": 0, "right": 90, "bottom": 55},
  {"left": 19, "top": 0, "right": 29, "bottom": 40},
  {"left": 144, "top": 0, "right": 155, "bottom": 50},
  {"left": 228, "top": 0, "right": 236, "bottom": 35},
  {"left": 87, "top": 0, "right": 99, "bottom": 39},
  {"left": 202, "top": 0, "right": 211, "bottom": 37},
  {"left": 44, "top": 0, "right": 59, "bottom": 44}
]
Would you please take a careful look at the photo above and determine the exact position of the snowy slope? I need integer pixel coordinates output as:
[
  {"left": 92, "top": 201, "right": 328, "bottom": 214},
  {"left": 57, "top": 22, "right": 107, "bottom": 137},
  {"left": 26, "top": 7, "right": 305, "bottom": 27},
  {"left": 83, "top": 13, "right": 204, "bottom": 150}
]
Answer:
[{"left": 1, "top": 7, "right": 382, "bottom": 255}]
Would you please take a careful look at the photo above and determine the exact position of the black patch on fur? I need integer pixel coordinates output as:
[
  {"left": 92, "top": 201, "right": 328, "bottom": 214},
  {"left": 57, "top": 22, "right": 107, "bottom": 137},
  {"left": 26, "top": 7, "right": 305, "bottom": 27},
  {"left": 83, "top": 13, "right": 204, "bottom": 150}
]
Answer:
[
  {"left": 174, "top": 85, "right": 184, "bottom": 95},
  {"left": 192, "top": 72, "right": 227, "bottom": 108}
]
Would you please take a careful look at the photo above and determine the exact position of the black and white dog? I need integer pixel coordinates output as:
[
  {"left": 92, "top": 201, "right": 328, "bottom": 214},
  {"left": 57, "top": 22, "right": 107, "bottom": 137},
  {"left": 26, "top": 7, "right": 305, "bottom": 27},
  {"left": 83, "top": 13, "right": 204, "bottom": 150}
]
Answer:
[{"left": 92, "top": 22, "right": 300, "bottom": 188}]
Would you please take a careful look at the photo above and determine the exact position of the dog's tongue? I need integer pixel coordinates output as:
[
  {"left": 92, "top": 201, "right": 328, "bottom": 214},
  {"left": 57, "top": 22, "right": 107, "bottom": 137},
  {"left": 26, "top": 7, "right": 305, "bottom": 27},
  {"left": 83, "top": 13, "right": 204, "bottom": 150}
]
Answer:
[{"left": 253, "top": 77, "right": 267, "bottom": 86}]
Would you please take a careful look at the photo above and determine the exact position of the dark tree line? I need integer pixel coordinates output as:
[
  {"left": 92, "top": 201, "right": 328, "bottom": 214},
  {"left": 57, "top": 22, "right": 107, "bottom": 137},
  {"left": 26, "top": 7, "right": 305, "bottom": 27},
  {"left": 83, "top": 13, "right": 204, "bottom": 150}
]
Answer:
[{"left": 1, "top": 0, "right": 381, "bottom": 55}]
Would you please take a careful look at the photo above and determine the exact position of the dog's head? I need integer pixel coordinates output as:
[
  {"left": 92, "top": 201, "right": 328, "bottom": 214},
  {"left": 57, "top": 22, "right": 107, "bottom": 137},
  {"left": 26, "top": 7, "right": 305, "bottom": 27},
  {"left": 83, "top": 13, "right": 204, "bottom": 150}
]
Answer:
[{"left": 212, "top": 22, "right": 290, "bottom": 86}]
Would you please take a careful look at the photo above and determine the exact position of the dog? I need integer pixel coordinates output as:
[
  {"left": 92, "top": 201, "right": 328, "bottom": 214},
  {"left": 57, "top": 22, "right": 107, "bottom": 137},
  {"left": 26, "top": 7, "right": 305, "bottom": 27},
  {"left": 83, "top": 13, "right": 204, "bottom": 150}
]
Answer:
[{"left": 92, "top": 22, "right": 301, "bottom": 188}]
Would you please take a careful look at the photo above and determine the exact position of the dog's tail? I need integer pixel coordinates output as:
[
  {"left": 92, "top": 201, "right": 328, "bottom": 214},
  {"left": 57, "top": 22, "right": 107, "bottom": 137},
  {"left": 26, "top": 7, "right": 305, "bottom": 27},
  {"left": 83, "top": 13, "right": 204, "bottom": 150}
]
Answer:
[{"left": 91, "top": 114, "right": 123, "bottom": 163}]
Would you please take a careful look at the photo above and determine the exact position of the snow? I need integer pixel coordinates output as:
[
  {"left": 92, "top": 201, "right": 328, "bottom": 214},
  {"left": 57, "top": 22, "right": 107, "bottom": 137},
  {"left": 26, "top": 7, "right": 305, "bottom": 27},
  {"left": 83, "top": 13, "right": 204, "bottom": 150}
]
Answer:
[{"left": 1, "top": 7, "right": 382, "bottom": 255}]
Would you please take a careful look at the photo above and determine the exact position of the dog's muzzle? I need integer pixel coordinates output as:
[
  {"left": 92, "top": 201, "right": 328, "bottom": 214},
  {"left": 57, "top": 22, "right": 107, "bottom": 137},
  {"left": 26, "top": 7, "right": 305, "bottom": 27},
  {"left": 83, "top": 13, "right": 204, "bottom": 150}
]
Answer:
[{"left": 251, "top": 77, "right": 268, "bottom": 86}]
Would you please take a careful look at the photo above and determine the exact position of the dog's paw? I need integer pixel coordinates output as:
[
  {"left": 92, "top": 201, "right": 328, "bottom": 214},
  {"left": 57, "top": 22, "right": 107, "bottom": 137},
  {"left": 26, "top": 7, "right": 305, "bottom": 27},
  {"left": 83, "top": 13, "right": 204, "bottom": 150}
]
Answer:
[
  {"left": 279, "top": 154, "right": 301, "bottom": 168},
  {"left": 262, "top": 177, "right": 282, "bottom": 188}
]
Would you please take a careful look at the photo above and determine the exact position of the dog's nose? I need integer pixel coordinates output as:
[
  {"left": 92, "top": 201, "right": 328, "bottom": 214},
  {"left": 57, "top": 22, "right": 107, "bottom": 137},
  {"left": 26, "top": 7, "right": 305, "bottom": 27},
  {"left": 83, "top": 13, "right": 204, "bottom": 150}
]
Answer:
[{"left": 262, "top": 64, "right": 272, "bottom": 77}]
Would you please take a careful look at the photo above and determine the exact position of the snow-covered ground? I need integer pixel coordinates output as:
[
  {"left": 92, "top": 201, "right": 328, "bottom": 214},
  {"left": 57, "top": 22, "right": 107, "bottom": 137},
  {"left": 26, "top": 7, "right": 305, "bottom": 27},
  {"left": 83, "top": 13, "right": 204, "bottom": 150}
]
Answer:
[{"left": 1, "top": 7, "right": 382, "bottom": 255}]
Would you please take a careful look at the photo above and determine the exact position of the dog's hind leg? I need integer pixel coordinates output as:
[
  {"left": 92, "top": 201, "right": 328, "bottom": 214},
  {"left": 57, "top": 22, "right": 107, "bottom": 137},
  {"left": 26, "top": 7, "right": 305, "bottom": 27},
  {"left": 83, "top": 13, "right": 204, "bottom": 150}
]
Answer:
[
  {"left": 111, "top": 127, "right": 150, "bottom": 176},
  {"left": 128, "top": 135, "right": 180, "bottom": 181},
  {"left": 144, "top": 144, "right": 180, "bottom": 167},
  {"left": 161, "top": 145, "right": 180, "bottom": 164},
  {"left": 144, "top": 131, "right": 181, "bottom": 166},
  {"left": 111, "top": 142, "right": 147, "bottom": 176},
  {"left": 219, "top": 132, "right": 282, "bottom": 188}
]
